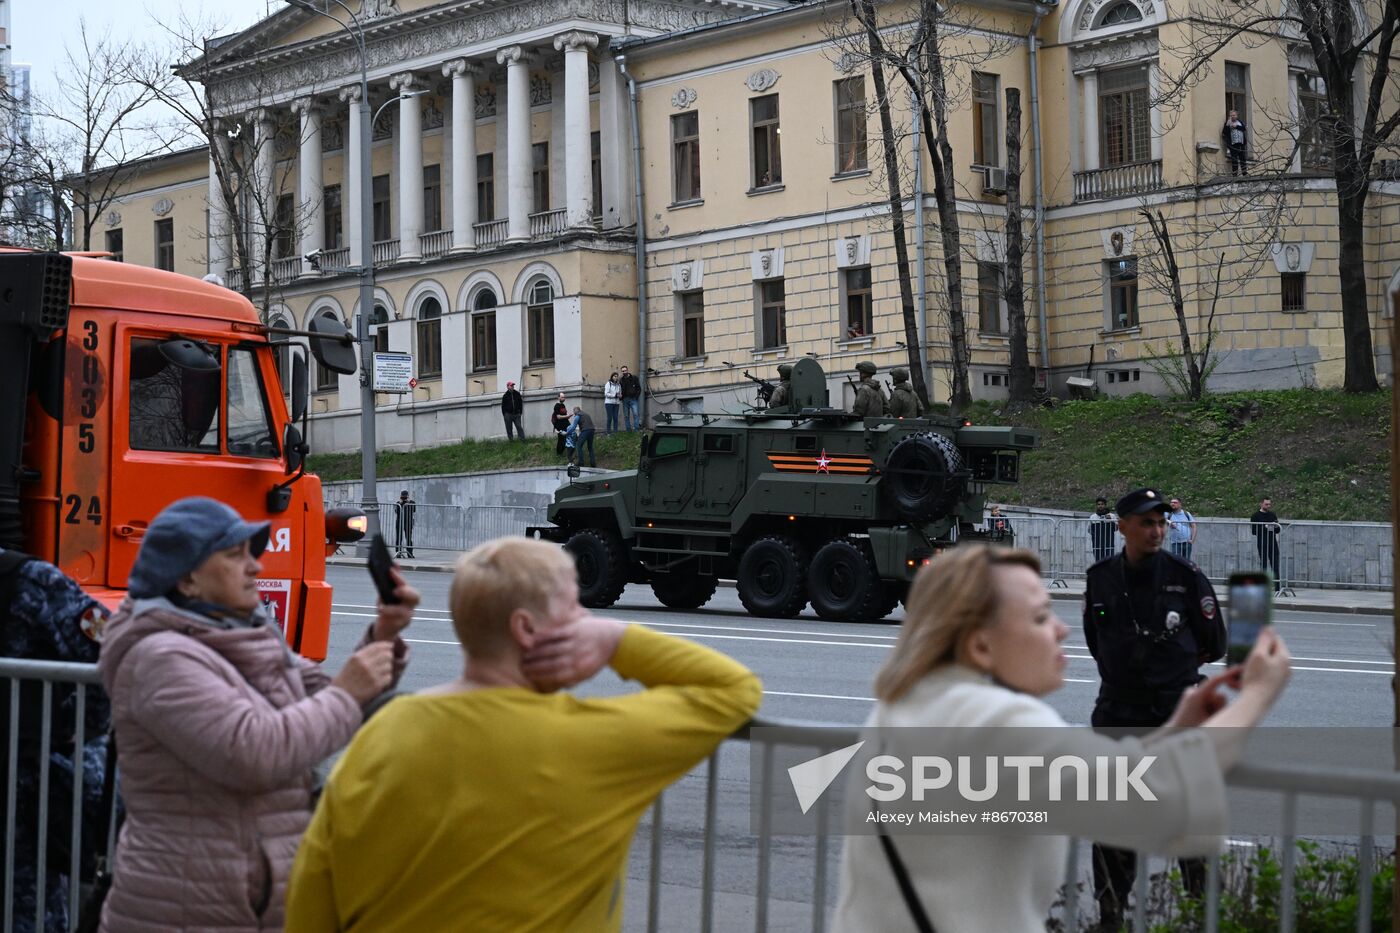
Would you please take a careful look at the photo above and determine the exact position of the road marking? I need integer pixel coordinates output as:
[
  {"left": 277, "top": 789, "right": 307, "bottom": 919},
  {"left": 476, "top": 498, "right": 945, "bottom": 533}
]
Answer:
[{"left": 641, "top": 620, "right": 900, "bottom": 641}]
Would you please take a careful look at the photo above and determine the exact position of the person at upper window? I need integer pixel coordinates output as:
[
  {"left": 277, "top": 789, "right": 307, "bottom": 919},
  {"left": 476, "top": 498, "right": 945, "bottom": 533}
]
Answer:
[{"left": 1222, "top": 109, "right": 1249, "bottom": 175}]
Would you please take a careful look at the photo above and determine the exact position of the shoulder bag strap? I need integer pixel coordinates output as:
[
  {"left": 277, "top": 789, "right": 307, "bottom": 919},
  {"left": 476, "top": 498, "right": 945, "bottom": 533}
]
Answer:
[{"left": 876, "top": 822, "right": 936, "bottom": 933}]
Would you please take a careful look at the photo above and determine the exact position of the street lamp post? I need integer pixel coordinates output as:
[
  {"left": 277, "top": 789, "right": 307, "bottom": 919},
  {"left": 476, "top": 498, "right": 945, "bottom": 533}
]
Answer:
[{"left": 282, "top": 0, "right": 418, "bottom": 551}]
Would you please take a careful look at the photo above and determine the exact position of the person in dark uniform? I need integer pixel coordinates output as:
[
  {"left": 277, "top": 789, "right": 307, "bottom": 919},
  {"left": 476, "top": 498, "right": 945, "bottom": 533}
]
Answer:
[
  {"left": 1084, "top": 487, "right": 1227, "bottom": 931},
  {"left": 393, "top": 490, "right": 416, "bottom": 559}
]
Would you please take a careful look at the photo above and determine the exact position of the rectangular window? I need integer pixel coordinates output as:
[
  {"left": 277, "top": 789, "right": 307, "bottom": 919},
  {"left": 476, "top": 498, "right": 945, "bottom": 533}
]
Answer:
[
  {"left": 423, "top": 164, "right": 442, "bottom": 233},
  {"left": 1099, "top": 65, "right": 1151, "bottom": 166},
  {"left": 477, "top": 153, "right": 495, "bottom": 221},
  {"left": 532, "top": 142, "right": 550, "bottom": 213},
  {"left": 1106, "top": 258, "right": 1139, "bottom": 330},
  {"left": 750, "top": 94, "right": 782, "bottom": 188},
  {"left": 226, "top": 348, "right": 278, "bottom": 460},
  {"left": 129, "top": 337, "right": 218, "bottom": 451},
  {"left": 323, "top": 184, "right": 342, "bottom": 250},
  {"left": 273, "top": 193, "right": 295, "bottom": 259},
  {"left": 154, "top": 219, "right": 174, "bottom": 271},
  {"left": 472, "top": 311, "right": 497, "bottom": 370},
  {"left": 672, "top": 111, "right": 701, "bottom": 202},
  {"left": 591, "top": 130, "right": 602, "bottom": 220},
  {"left": 1224, "top": 62, "right": 1249, "bottom": 130},
  {"left": 105, "top": 228, "right": 123, "bottom": 262},
  {"left": 835, "top": 77, "right": 868, "bottom": 173},
  {"left": 844, "top": 266, "right": 872, "bottom": 338},
  {"left": 978, "top": 260, "right": 1005, "bottom": 334},
  {"left": 1298, "top": 72, "right": 1331, "bottom": 171},
  {"left": 528, "top": 304, "right": 554, "bottom": 364},
  {"left": 1281, "top": 272, "right": 1306, "bottom": 312},
  {"left": 372, "top": 174, "right": 391, "bottom": 242},
  {"left": 757, "top": 278, "right": 786, "bottom": 348},
  {"left": 972, "top": 72, "right": 999, "bottom": 167},
  {"left": 680, "top": 291, "right": 705, "bottom": 358}
]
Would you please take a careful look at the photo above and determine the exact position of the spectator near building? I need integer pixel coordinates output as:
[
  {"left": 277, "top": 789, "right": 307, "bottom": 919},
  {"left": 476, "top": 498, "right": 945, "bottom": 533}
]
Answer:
[
  {"left": 1089, "top": 497, "right": 1117, "bottom": 563},
  {"left": 286, "top": 537, "right": 761, "bottom": 932},
  {"left": 500, "top": 381, "right": 524, "bottom": 441},
  {"left": 619, "top": 366, "right": 643, "bottom": 431},
  {"left": 1167, "top": 497, "right": 1197, "bottom": 562},
  {"left": 604, "top": 372, "right": 622, "bottom": 434}
]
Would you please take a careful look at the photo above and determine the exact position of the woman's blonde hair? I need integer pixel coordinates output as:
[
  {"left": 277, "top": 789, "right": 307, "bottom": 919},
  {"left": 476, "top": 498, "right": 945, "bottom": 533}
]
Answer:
[
  {"left": 874, "top": 545, "right": 1042, "bottom": 703},
  {"left": 449, "top": 537, "right": 576, "bottom": 657}
]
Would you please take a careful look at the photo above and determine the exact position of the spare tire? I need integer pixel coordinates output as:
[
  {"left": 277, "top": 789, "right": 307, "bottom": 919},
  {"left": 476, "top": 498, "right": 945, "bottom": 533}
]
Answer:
[{"left": 881, "top": 432, "right": 966, "bottom": 523}]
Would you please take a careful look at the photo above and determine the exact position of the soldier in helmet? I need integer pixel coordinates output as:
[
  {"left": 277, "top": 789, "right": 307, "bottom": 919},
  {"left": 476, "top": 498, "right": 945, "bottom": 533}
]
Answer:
[
  {"left": 887, "top": 367, "right": 923, "bottom": 418},
  {"left": 850, "top": 361, "right": 887, "bottom": 417},
  {"left": 768, "top": 363, "right": 794, "bottom": 410}
]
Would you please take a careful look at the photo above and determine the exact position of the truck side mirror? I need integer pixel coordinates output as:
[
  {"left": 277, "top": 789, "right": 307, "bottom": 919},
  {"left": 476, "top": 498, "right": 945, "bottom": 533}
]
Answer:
[
  {"left": 291, "top": 351, "right": 308, "bottom": 422},
  {"left": 283, "top": 422, "right": 307, "bottom": 476},
  {"left": 308, "top": 315, "right": 358, "bottom": 376}
]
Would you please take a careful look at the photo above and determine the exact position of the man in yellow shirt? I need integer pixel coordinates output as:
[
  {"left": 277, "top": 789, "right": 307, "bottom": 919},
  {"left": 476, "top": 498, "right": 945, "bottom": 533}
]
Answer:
[{"left": 286, "top": 537, "right": 762, "bottom": 932}]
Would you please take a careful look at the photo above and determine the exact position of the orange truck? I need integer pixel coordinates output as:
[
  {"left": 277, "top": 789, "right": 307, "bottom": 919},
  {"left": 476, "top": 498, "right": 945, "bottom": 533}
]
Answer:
[{"left": 0, "top": 249, "right": 364, "bottom": 660}]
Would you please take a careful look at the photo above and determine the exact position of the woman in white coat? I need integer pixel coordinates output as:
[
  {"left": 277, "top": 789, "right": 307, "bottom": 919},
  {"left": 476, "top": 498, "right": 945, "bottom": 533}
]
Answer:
[{"left": 832, "top": 546, "right": 1290, "bottom": 933}]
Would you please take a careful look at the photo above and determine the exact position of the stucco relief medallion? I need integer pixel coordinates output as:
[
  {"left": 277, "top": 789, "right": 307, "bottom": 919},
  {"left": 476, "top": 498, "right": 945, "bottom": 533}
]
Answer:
[
  {"left": 679, "top": 266, "right": 691, "bottom": 287},
  {"left": 475, "top": 85, "right": 497, "bottom": 119},
  {"left": 153, "top": 198, "right": 175, "bottom": 217},
  {"left": 1110, "top": 231, "right": 1124, "bottom": 255},
  {"left": 1285, "top": 244, "right": 1301, "bottom": 271},
  {"left": 759, "top": 252, "right": 773, "bottom": 276},
  {"left": 845, "top": 239, "right": 858, "bottom": 263},
  {"left": 671, "top": 87, "right": 698, "bottom": 109},
  {"left": 105, "top": 211, "right": 122, "bottom": 227},
  {"left": 746, "top": 68, "right": 780, "bottom": 92}
]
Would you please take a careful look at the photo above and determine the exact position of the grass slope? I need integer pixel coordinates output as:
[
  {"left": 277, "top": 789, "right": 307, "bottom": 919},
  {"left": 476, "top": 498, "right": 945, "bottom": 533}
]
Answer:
[{"left": 309, "top": 389, "right": 1393, "bottom": 523}]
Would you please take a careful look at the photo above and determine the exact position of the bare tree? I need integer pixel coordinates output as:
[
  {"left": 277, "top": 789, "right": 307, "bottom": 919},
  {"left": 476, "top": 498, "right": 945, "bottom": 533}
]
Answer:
[
  {"left": 39, "top": 21, "right": 177, "bottom": 250},
  {"left": 1137, "top": 208, "right": 1226, "bottom": 399},
  {"left": 1157, "top": 0, "right": 1399, "bottom": 393},
  {"left": 1003, "top": 88, "right": 1034, "bottom": 404}
]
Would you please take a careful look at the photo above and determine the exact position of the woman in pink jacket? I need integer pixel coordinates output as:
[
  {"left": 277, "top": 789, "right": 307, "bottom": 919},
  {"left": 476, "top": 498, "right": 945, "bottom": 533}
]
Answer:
[{"left": 96, "top": 497, "right": 417, "bottom": 932}]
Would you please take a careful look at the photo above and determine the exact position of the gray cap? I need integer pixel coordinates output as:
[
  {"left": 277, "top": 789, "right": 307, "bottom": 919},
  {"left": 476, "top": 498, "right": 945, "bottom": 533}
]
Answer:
[
  {"left": 127, "top": 497, "right": 270, "bottom": 599},
  {"left": 777, "top": 363, "right": 793, "bottom": 378},
  {"left": 855, "top": 361, "right": 877, "bottom": 376},
  {"left": 891, "top": 367, "right": 910, "bottom": 382}
]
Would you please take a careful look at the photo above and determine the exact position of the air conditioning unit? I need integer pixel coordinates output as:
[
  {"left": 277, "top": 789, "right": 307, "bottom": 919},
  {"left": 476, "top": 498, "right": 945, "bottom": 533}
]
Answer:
[{"left": 981, "top": 166, "right": 1008, "bottom": 195}]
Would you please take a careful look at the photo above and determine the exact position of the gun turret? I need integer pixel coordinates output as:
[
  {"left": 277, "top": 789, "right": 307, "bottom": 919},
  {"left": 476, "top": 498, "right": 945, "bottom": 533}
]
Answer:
[{"left": 742, "top": 370, "right": 776, "bottom": 405}]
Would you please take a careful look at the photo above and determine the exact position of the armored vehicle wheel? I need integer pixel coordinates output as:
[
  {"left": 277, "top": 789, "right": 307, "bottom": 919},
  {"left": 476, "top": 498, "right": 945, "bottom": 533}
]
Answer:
[
  {"left": 737, "top": 536, "right": 809, "bottom": 618},
  {"left": 808, "top": 539, "right": 886, "bottom": 623},
  {"left": 872, "top": 583, "right": 904, "bottom": 623},
  {"left": 882, "top": 432, "right": 966, "bottom": 524},
  {"left": 565, "top": 528, "right": 629, "bottom": 609},
  {"left": 651, "top": 572, "right": 719, "bottom": 609}
]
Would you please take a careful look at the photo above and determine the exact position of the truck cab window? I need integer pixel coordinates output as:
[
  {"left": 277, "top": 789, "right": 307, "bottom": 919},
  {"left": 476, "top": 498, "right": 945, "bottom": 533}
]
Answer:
[
  {"left": 128, "top": 338, "right": 220, "bottom": 452},
  {"left": 227, "top": 348, "right": 279, "bottom": 459}
]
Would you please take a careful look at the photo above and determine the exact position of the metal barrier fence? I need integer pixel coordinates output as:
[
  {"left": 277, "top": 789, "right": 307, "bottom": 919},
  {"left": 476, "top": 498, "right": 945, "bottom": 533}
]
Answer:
[
  {"left": 633, "top": 720, "right": 1400, "bottom": 933},
  {"left": 2, "top": 658, "right": 118, "bottom": 933},
  {"left": 1039, "top": 516, "right": 1392, "bottom": 592},
  {"left": 327, "top": 502, "right": 543, "bottom": 557},
  {"left": 4, "top": 660, "right": 1395, "bottom": 932}
]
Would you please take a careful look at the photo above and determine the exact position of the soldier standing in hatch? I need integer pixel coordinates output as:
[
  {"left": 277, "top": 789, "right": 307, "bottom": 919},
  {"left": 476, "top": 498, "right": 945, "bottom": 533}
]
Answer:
[
  {"left": 1084, "top": 487, "right": 1226, "bottom": 931},
  {"left": 886, "top": 367, "right": 922, "bottom": 418},
  {"left": 850, "top": 361, "right": 887, "bottom": 417},
  {"left": 767, "top": 363, "right": 793, "bottom": 410}
]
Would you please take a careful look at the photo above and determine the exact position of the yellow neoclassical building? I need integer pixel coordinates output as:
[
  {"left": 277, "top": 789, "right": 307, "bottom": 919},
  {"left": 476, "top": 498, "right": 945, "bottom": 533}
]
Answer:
[{"left": 84, "top": 0, "right": 1398, "bottom": 452}]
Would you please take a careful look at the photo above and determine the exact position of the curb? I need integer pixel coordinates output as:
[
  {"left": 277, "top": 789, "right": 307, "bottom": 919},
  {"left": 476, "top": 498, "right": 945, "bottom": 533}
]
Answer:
[{"left": 327, "top": 557, "right": 1393, "bottom": 616}]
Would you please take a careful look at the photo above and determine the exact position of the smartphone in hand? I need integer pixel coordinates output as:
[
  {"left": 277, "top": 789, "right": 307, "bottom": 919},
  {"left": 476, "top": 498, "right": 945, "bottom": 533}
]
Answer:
[
  {"left": 367, "top": 533, "right": 402, "bottom": 605},
  {"left": 1226, "top": 571, "right": 1272, "bottom": 665}
]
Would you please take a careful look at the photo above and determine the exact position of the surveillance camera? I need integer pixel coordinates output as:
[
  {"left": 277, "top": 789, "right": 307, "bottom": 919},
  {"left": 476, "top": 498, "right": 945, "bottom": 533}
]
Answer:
[{"left": 303, "top": 248, "right": 324, "bottom": 271}]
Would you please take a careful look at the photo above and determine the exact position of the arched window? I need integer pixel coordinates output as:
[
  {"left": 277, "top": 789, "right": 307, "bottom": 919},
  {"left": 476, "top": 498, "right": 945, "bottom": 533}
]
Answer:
[
  {"left": 416, "top": 296, "right": 442, "bottom": 378},
  {"left": 1097, "top": 1, "right": 1143, "bottom": 26},
  {"left": 526, "top": 280, "right": 555, "bottom": 365},
  {"left": 312, "top": 310, "right": 342, "bottom": 392},
  {"left": 471, "top": 288, "right": 498, "bottom": 371},
  {"left": 372, "top": 304, "right": 390, "bottom": 354}
]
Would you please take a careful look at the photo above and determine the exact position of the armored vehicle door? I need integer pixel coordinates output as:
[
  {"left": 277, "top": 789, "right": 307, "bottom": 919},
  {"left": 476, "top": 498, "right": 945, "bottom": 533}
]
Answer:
[
  {"left": 636, "top": 428, "right": 696, "bottom": 517},
  {"left": 693, "top": 430, "right": 745, "bottom": 516}
]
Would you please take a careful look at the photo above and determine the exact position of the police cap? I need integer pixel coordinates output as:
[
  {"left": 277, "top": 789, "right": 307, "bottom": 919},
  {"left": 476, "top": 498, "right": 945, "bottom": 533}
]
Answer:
[
  {"left": 1115, "top": 488, "right": 1171, "bottom": 516},
  {"left": 777, "top": 363, "right": 793, "bottom": 378},
  {"left": 891, "top": 367, "right": 910, "bottom": 383},
  {"left": 855, "top": 361, "right": 877, "bottom": 376}
]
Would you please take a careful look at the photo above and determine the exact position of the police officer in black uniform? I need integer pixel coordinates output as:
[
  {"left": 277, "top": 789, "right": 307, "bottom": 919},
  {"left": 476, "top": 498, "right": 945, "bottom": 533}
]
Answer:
[{"left": 1084, "top": 487, "right": 1226, "bottom": 931}]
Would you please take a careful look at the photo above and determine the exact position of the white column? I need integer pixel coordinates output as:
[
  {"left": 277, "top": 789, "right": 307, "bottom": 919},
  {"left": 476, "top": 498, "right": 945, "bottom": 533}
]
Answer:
[
  {"left": 391, "top": 72, "right": 423, "bottom": 260},
  {"left": 444, "top": 59, "right": 477, "bottom": 252},
  {"left": 1148, "top": 61, "right": 1163, "bottom": 162},
  {"left": 497, "top": 45, "right": 532, "bottom": 242},
  {"left": 208, "top": 127, "right": 231, "bottom": 277},
  {"left": 294, "top": 98, "right": 324, "bottom": 262},
  {"left": 340, "top": 84, "right": 364, "bottom": 268},
  {"left": 555, "top": 31, "right": 598, "bottom": 229},
  {"left": 597, "top": 55, "right": 629, "bottom": 228},
  {"left": 253, "top": 110, "right": 276, "bottom": 284},
  {"left": 1081, "top": 72, "right": 1100, "bottom": 171}
]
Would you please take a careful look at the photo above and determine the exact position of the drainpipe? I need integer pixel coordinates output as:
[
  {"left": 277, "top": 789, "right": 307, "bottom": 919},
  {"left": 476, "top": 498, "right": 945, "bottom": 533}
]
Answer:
[
  {"left": 616, "top": 51, "right": 648, "bottom": 427},
  {"left": 1028, "top": 7, "right": 1051, "bottom": 382},
  {"left": 913, "top": 89, "right": 930, "bottom": 400}
]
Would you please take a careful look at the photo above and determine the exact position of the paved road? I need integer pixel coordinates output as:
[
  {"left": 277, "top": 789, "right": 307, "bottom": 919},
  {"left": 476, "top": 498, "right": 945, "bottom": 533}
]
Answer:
[{"left": 321, "top": 567, "right": 1395, "bottom": 931}]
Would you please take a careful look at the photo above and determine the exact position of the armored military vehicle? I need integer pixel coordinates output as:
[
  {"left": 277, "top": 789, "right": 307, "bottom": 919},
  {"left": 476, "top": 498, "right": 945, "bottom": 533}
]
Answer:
[{"left": 528, "top": 359, "right": 1038, "bottom": 622}]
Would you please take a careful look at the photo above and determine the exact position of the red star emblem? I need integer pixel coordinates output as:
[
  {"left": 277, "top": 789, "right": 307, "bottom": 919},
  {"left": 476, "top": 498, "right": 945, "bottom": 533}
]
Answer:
[{"left": 815, "top": 450, "right": 832, "bottom": 473}]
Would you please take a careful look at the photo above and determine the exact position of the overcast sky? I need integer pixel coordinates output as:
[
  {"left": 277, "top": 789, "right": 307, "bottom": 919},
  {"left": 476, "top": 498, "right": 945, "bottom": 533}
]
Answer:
[{"left": 12, "top": 0, "right": 271, "bottom": 101}]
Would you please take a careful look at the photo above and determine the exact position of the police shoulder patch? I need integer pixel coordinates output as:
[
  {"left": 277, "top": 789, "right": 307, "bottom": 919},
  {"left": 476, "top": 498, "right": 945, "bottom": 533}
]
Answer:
[{"left": 1200, "top": 596, "right": 1217, "bottom": 620}]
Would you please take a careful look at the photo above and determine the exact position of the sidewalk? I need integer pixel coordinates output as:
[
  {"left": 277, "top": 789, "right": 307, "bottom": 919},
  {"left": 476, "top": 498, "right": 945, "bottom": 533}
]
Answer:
[{"left": 328, "top": 555, "right": 1394, "bottom": 616}]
